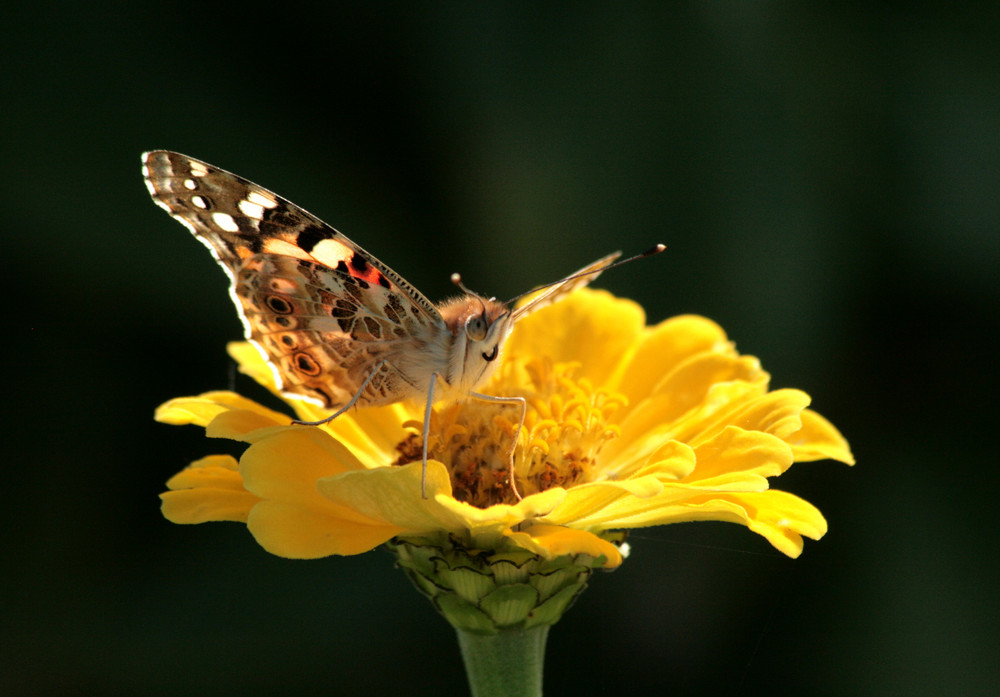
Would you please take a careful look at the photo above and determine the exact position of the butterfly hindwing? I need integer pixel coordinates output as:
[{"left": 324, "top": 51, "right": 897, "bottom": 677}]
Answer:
[{"left": 142, "top": 150, "right": 445, "bottom": 408}]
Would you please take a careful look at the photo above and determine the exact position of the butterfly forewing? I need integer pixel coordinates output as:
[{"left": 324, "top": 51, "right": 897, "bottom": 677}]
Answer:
[
  {"left": 511, "top": 252, "right": 622, "bottom": 319},
  {"left": 142, "top": 150, "right": 447, "bottom": 408}
]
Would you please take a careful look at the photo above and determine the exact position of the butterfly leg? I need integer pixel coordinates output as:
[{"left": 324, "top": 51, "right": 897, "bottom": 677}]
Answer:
[
  {"left": 471, "top": 392, "right": 527, "bottom": 501},
  {"left": 291, "top": 360, "right": 387, "bottom": 427},
  {"left": 420, "top": 375, "right": 438, "bottom": 499}
]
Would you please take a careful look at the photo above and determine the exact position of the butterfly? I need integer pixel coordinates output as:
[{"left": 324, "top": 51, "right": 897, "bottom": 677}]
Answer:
[{"left": 142, "top": 150, "right": 663, "bottom": 498}]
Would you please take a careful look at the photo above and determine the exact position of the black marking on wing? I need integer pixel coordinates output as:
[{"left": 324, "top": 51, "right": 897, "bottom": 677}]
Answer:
[{"left": 296, "top": 225, "right": 332, "bottom": 253}]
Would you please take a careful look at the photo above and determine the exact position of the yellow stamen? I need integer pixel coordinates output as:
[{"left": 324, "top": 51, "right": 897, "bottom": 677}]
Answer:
[{"left": 394, "top": 357, "right": 626, "bottom": 508}]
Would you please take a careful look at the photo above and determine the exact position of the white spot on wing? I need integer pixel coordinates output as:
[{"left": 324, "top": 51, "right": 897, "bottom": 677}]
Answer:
[
  {"left": 183, "top": 179, "right": 198, "bottom": 190},
  {"left": 191, "top": 196, "right": 208, "bottom": 209},
  {"left": 311, "top": 237, "right": 353, "bottom": 265},
  {"left": 212, "top": 212, "right": 240, "bottom": 232},
  {"left": 246, "top": 191, "right": 278, "bottom": 208},
  {"left": 238, "top": 199, "right": 265, "bottom": 219},
  {"left": 189, "top": 161, "right": 209, "bottom": 177}
]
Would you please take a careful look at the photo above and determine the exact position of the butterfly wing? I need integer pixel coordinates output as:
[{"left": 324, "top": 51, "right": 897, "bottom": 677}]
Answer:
[
  {"left": 510, "top": 251, "right": 622, "bottom": 320},
  {"left": 142, "top": 150, "right": 445, "bottom": 408}
]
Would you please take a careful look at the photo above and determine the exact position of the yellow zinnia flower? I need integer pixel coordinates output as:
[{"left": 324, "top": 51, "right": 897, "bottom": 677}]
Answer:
[{"left": 158, "top": 288, "right": 853, "bottom": 575}]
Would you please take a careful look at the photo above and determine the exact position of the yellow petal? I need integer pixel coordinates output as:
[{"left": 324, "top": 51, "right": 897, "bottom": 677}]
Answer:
[
  {"left": 690, "top": 426, "right": 794, "bottom": 479},
  {"left": 163, "top": 454, "right": 241, "bottom": 489},
  {"left": 788, "top": 409, "right": 855, "bottom": 465},
  {"left": 227, "top": 341, "right": 279, "bottom": 391},
  {"left": 670, "top": 387, "right": 810, "bottom": 449},
  {"left": 606, "top": 353, "right": 765, "bottom": 461},
  {"left": 160, "top": 489, "right": 260, "bottom": 524},
  {"left": 319, "top": 463, "right": 570, "bottom": 550},
  {"left": 679, "top": 472, "right": 771, "bottom": 493},
  {"left": 160, "top": 455, "right": 260, "bottom": 524},
  {"left": 538, "top": 484, "right": 635, "bottom": 529},
  {"left": 317, "top": 403, "right": 417, "bottom": 469},
  {"left": 597, "top": 430, "right": 698, "bottom": 483},
  {"left": 597, "top": 489, "right": 827, "bottom": 558},
  {"left": 542, "top": 442, "right": 703, "bottom": 528},
  {"left": 206, "top": 413, "right": 291, "bottom": 441},
  {"left": 724, "top": 389, "right": 813, "bottom": 441},
  {"left": 504, "top": 523, "right": 623, "bottom": 568},
  {"left": 237, "top": 429, "right": 406, "bottom": 557},
  {"left": 637, "top": 439, "right": 699, "bottom": 480},
  {"left": 247, "top": 502, "right": 402, "bottom": 558},
  {"left": 155, "top": 391, "right": 288, "bottom": 431},
  {"left": 544, "top": 471, "right": 768, "bottom": 529},
  {"left": 434, "top": 488, "right": 570, "bottom": 550},
  {"left": 240, "top": 428, "right": 368, "bottom": 499},
  {"left": 154, "top": 394, "right": 230, "bottom": 427},
  {"left": 543, "top": 460, "right": 685, "bottom": 527},
  {"left": 613, "top": 315, "right": 729, "bottom": 404},
  {"left": 507, "top": 290, "right": 645, "bottom": 387},
  {"left": 317, "top": 460, "right": 469, "bottom": 533}
]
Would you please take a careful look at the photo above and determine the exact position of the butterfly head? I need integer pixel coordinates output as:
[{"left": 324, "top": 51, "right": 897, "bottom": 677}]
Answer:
[{"left": 438, "top": 293, "right": 514, "bottom": 393}]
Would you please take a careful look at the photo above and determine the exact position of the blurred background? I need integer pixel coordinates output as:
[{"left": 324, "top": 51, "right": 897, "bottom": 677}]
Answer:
[{"left": 4, "top": 3, "right": 998, "bottom": 696}]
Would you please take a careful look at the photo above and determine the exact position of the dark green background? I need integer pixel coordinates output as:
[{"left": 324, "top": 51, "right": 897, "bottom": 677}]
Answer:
[{"left": 5, "top": 4, "right": 997, "bottom": 696}]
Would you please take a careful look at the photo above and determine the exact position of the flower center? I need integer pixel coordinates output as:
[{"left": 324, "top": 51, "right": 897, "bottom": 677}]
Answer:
[{"left": 394, "top": 357, "right": 626, "bottom": 508}]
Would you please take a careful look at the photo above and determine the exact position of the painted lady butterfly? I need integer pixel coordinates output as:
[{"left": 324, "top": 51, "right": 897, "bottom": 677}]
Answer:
[{"left": 143, "top": 150, "right": 662, "bottom": 497}]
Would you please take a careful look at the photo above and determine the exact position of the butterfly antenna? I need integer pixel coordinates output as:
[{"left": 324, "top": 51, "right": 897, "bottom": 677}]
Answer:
[
  {"left": 451, "top": 273, "right": 491, "bottom": 316},
  {"left": 452, "top": 273, "right": 496, "bottom": 302},
  {"left": 450, "top": 272, "right": 475, "bottom": 296},
  {"left": 504, "top": 243, "right": 666, "bottom": 306}
]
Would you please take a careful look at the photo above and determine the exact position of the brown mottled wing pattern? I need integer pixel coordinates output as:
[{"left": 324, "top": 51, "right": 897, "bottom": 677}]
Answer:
[{"left": 142, "top": 150, "right": 446, "bottom": 408}]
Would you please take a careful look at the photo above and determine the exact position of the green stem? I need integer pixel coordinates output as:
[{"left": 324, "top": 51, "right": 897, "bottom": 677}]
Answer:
[{"left": 456, "top": 626, "right": 550, "bottom": 697}]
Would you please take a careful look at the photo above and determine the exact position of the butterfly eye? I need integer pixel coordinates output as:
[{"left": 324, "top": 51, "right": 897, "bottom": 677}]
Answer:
[{"left": 465, "top": 313, "right": 488, "bottom": 341}]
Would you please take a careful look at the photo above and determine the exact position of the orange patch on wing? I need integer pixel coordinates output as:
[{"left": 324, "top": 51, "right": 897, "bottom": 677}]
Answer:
[
  {"left": 347, "top": 255, "right": 386, "bottom": 286},
  {"left": 262, "top": 238, "right": 313, "bottom": 260}
]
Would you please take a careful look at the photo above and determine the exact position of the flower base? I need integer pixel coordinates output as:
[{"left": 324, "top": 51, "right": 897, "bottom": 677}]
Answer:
[{"left": 387, "top": 534, "right": 610, "bottom": 634}]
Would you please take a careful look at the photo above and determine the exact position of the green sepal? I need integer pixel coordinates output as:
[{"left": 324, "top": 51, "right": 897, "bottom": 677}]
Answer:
[{"left": 387, "top": 533, "right": 614, "bottom": 635}]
